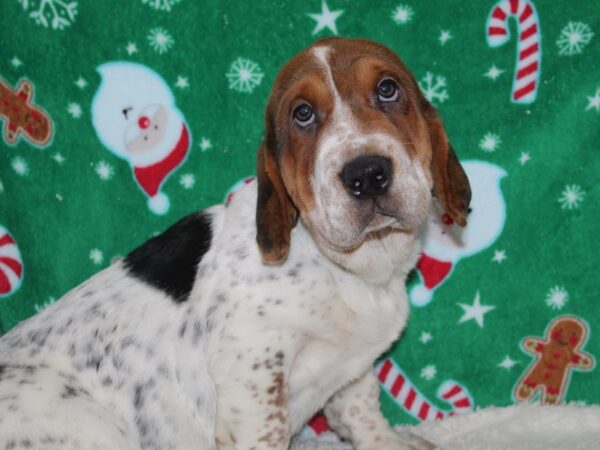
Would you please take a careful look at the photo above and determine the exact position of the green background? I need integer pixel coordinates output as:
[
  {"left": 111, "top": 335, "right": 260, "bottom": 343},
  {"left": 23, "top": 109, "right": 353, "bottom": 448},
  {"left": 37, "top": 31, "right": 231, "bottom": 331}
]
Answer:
[{"left": 1, "top": 0, "right": 598, "bottom": 426}]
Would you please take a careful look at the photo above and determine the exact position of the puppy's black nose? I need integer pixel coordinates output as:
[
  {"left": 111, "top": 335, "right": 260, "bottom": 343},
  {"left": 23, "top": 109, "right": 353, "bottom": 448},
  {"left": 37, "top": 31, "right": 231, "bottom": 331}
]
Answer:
[{"left": 340, "top": 155, "right": 392, "bottom": 199}]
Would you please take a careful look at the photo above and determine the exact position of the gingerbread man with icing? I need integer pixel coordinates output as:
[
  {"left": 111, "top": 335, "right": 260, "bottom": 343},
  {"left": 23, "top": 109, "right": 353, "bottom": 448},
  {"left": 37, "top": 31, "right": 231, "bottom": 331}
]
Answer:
[
  {"left": 515, "top": 316, "right": 595, "bottom": 404},
  {"left": 0, "top": 78, "right": 52, "bottom": 147}
]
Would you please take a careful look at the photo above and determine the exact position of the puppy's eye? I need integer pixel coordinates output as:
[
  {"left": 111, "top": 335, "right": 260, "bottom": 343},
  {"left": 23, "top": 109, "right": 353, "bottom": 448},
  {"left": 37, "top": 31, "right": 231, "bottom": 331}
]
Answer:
[
  {"left": 377, "top": 79, "right": 399, "bottom": 102},
  {"left": 293, "top": 103, "right": 315, "bottom": 127}
]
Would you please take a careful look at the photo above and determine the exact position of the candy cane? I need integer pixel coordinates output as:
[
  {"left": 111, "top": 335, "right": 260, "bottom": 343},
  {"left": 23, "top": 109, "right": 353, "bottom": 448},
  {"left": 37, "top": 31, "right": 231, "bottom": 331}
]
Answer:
[
  {"left": 376, "top": 358, "right": 473, "bottom": 421},
  {"left": 0, "top": 226, "right": 23, "bottom": 297},
  {"left": 486, "top": 0, "right": 541, "bottom": 104}
]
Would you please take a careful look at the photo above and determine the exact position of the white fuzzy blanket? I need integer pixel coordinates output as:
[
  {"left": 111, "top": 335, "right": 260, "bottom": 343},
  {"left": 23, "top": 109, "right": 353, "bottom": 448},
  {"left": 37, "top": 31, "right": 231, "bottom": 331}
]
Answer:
[{"left": 291, "top": 404, "right": 600, "bottom": 450}]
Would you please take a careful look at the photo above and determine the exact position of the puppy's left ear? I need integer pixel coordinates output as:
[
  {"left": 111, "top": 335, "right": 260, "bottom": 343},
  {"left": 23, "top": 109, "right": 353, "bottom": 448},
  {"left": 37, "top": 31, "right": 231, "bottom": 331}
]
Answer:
[
  {"left": 424, "top": 104, "right": 472, "bottom": 227},
  {"left": 255, "top": 110, "right": 298, "bottom": 265}
]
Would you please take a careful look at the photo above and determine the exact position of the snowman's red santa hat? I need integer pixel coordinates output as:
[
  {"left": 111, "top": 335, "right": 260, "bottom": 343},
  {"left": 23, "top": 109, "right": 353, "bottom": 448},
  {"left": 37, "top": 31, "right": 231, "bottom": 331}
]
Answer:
[
  {"left": 133, "top": 124, "right": 190, "bottom": 214},
  {"left": 410, "top": 253, "right": 454, "bottom": 306}
]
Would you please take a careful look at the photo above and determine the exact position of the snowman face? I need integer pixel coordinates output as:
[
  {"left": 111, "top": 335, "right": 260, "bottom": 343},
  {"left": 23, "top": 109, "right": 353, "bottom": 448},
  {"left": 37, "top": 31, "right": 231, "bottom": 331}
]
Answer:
[
  {"left": 124, "top": 104, "right": 169, "bottom": 155},
  {"left": 422, "top": 200, "right": 466, "bottom": 250}
]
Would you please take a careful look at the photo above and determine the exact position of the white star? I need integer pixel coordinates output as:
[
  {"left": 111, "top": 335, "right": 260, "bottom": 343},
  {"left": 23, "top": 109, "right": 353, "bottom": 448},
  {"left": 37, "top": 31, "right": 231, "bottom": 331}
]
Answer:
[
  {"left": 498, "top": 355, "right": 518, "bottom": 370},
  {"left": 175, "top": 76, "right": 189, "bottom": 89},
  {"left": 484, "top": 65, "right": 505, "bottom": 81},
  {"left": 586, "top": 87, "right": 600, "bottom": 113},
  {"left": 457, "top": 291, "right": 495, "bottom": 328},
  {"left": 74, "top": 77, "right": 87, "bottom": 89},
  {"left": 439, "top": 30, "right": 452, "bottom": 45},
  {"left": 308, "top": 1, "right": 344, "bottom": 36},
  {"left": 199, "top": 137, "right": 212, "bottom": 151},
  {"left": 10, "top": 56, "right": 23, "bottom": 68},
  {"left": 492, "top": 250, "right": 507, "bottom": 263},
  {"left": 126, "top": 42, "right": 138, "bottom": 55},
  {"left": 519, "top": 152, "right": 531, "bottom": 165},
  {"left": 53, "top": 153, "right": 65, "bottom": 164},
  {"left": 419, "top": 331, "right": 433, "bottom": 344}
]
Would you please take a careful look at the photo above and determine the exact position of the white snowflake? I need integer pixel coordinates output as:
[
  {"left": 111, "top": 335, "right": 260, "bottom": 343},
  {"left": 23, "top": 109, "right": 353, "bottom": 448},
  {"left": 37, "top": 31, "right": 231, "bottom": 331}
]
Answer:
[
  {"left": 419, "top": 331, "right": 433, "bottom": 344},
  {"left": 0, "top": 179, "right": 4, "bottom": 193},
  {"left": 558, "top": 184, "right": 585, "bottom": 210},
  {"left": 439, "top": 30, "right": 452, "bottom": 45},
  {"left": 498, "top": 356, "right": 518, "bottom": 370},
  {"left": 175, "top": 76, "right": 189, "bottom": 89},
  {"left": 34, "top": 297, "right": 56, "bottom": 313},
  {"left": 484, "top": 65, "right": 505, "bottom": 81},
  {"left": 55, "top": 193, "right": 63, "bottom": 202},
  {"left": 89, "top": 248, "right": 104, "bottom": 265},
  {"left": 74, "top": 76, "right": 87, "bottom": 89},
  {"left": 141, "top": 0, "right": 181, "bottom": 11},
  {"left": 226, "top": 57, "right": 264, "bottom": 93},
  {"left": 10, "top": 56, "right": 23, "bottom": 68},
  {"left": 199, "top": 137, "right": 212, "bottom": 151},
  {"left": 586, "top": 87, "right": 600, "bottom": 113},
  {"left": 179, "top": 173, "right": 195, "bottom": 190},
  {"left": 94, "top": 161, "right": 114, "bottom": 181},
  {"left": 126, "top": 42, "right": 138, "bottom": 55},
  {"left": 420, "top": 365, "right": 437, "bottom": 380},
  {"left": 418, "top": 72, "right": 448, "bottom": 105},
  {"left": 391, "top": 4, "right": 414, "bottom": 25},
  {"left": 479, "top": 132, "right": 501, "bottom": 153},
  {"left": 67, "top": 102, "right": 82, "bottom": 119},
  {"left": 519, "top": 151, "right": 531, "bottom": 165},
  {"left": 148, "top": 27, "right": 174, "bottom": 54},
  {"left": 53, "top": 152, "right": 65, "bottom": 164},
  {"left": 21, "top": 0, "right": 78, "bottom": 30},
  {"left": 545, "top": 286, "right": 569, "bottom": 310},
  {"left": 11, "top": 156, "right": 29, "bottom": 176},
  {"left": 557, "top": 22, "right": 594, "bottom": 56}
]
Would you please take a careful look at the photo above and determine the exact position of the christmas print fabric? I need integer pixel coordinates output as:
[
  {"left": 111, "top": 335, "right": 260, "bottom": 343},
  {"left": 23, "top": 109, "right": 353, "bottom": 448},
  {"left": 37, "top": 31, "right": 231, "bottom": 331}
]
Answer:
[{"left": 1, "top": 0, "right": 599, "bottom": 427}]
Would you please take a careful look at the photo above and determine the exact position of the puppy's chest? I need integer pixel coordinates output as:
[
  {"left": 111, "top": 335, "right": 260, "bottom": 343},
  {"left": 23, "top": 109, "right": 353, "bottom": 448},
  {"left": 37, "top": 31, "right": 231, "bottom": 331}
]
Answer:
[{"left": 287, "top": 284, "right": 407, "bottom": 425}]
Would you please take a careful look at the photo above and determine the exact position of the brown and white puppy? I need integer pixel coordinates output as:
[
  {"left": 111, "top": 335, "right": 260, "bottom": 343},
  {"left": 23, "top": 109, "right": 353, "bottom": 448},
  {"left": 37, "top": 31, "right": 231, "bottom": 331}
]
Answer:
[{"left": 0, "top": 38, "right": 469, "bottom": 450}]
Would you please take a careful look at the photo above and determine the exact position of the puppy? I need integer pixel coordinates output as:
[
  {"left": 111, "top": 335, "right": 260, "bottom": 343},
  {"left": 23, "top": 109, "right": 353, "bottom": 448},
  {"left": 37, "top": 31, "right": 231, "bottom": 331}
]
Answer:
[{"left": 0, "top": 38, "right": 470, "bottom": 450}]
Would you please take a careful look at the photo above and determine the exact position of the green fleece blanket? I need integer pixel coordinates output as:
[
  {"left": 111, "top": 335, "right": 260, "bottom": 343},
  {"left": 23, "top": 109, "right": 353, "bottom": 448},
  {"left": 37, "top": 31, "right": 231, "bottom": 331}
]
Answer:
[{"left": 1, "top": 0, "right": 599, "bottom": 429}]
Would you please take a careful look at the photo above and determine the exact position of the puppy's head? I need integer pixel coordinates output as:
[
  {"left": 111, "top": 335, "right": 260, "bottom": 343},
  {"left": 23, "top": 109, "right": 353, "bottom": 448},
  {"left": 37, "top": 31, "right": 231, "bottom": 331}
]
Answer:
[{"left": 256, "top": 38, "right": 471, "bottom": 265}]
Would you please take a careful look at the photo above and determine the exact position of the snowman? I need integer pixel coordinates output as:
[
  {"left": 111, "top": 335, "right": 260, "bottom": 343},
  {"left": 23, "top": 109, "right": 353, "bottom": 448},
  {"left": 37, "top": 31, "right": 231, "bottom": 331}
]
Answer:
[
  {"left": 410, "top": 160, "right": 507, "bottom": 307},
  {"left": 92, "top": 62, "right": 191, "bottom": 215}
]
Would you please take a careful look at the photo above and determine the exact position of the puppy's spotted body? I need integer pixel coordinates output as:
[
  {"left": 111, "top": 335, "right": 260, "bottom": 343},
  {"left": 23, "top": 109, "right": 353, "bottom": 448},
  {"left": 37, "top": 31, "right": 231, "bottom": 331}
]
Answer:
[{"left": 0, "top": 38, "right": 470, "bottom": 450}]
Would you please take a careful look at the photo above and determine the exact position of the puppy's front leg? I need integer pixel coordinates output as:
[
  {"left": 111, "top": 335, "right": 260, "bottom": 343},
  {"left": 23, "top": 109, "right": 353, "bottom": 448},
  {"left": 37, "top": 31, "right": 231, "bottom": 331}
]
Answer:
[
  {"left": 215, "top": 333, "right": 292, "bottom": 450},
  {"left": 324, "top": 369, "right": 435, "bottom": 450}
]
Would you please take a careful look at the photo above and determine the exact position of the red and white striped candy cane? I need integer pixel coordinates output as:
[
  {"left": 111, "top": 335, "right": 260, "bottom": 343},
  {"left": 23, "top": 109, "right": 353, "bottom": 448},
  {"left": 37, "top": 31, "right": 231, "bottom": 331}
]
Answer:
[
  {"left": 376, "top": 358, "right": 473, "bottom": 421},
  {"left": 486, "top": 0, "right": 541, "bottom": 104},
  {"left": 0, "top": 226, "right": 23, "bottom": 297}
]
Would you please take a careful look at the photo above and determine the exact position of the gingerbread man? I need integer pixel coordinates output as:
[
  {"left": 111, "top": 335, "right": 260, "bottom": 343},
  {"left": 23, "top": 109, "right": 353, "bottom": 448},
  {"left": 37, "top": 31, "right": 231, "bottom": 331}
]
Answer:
[
  {"left": 0, "top": 77, "right": 53, "bottom": 147},
  {"left": 515, "top": 316, "right": 595, "bottom": 404}
]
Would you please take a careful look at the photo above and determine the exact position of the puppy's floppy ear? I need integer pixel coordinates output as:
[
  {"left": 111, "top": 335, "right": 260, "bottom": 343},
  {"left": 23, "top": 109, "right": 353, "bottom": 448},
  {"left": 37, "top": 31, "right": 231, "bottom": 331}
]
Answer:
[
  {"left": 423, "top": 102, "right": 471, "bottom": 227},
  {"left": 255, "top": 110, "right": 298, "bottom": 265}
]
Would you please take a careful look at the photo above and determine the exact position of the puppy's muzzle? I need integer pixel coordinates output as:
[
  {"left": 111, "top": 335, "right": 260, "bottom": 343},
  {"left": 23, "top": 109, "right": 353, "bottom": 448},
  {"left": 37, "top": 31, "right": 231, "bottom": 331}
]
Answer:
[{"left": 340, "top": 155, "right": 392, "bottom": 199}]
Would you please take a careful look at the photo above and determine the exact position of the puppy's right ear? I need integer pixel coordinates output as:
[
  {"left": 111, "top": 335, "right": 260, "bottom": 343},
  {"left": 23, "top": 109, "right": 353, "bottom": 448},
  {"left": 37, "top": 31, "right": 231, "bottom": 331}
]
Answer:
[{"left": 255, "top": 111, "right": 298, "bottom": 265}]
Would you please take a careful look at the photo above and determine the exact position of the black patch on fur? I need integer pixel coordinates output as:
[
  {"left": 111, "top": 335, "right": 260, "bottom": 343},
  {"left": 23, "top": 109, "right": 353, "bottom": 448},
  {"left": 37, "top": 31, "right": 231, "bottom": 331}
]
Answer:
[{"left": 124, "top": 212, "right": 213, "bottom": 302}]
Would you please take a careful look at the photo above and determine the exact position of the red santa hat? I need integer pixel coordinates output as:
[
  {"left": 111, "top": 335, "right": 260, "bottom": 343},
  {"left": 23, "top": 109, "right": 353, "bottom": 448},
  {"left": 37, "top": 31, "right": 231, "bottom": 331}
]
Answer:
[
  {"left": 410, "top": 252, "right": 454, "bottom": 306},
  {"left": 133, "top": 124, "right": 189, "bottom": 214}
]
